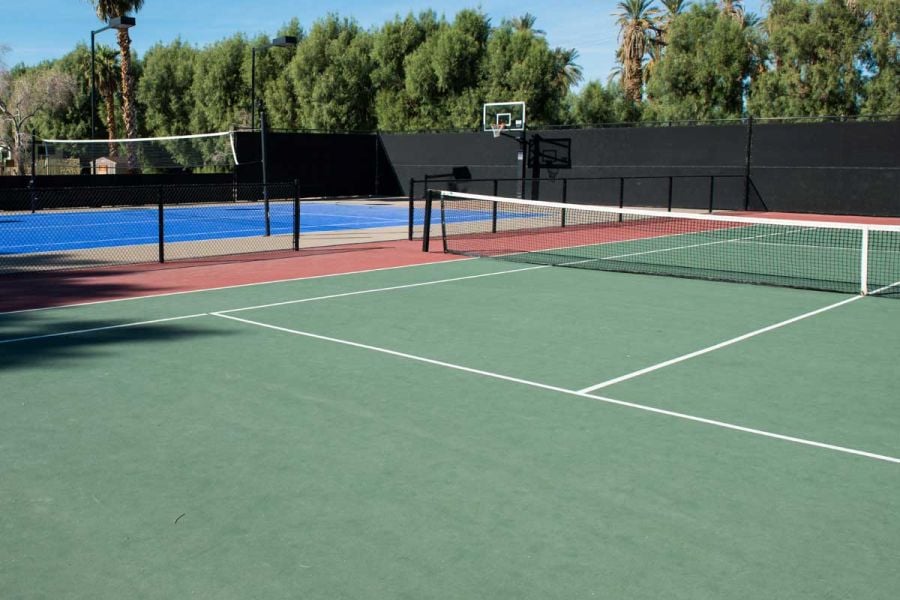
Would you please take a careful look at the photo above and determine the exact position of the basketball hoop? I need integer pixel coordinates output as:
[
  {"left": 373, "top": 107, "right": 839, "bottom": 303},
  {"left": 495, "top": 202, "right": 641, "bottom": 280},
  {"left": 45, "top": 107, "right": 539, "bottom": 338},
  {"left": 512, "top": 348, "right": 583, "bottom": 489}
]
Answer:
[{"left": 490, "top": 122, "right": 506, "bottom": 139}]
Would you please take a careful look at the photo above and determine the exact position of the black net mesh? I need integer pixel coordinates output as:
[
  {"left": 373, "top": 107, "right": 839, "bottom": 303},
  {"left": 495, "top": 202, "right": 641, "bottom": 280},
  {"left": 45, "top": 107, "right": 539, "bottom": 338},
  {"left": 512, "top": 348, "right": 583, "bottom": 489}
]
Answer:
[{"left": 436, "top": 192, "right": 900, "bottom": 297}]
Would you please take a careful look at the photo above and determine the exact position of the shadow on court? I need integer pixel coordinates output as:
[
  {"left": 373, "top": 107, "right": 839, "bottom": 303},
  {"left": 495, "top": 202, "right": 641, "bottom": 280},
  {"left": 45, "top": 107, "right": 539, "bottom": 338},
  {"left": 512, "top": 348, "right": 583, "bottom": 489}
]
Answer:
[{"left": 0, "top": 316, "right": 232, "bottom": 372}]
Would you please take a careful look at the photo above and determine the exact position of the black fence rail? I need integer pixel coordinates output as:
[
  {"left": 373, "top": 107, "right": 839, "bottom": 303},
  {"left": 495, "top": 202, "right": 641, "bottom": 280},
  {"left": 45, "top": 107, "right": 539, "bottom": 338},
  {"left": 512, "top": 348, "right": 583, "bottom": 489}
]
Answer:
[
  {"left": 405, "top": 175, "right": 766, "bottom": 240},
  {"left": 0, "top": 182, "right": 306, "bottom": 275}
]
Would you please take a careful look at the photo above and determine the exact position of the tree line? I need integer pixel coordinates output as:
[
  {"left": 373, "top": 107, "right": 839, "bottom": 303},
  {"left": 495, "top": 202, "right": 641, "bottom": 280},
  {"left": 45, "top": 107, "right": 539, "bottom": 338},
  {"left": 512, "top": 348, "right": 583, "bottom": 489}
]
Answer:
[
  {"left": 596, "top": 0, "right": 899, "bottom": 124},
  {"left": 1, "top": 0, "right": 898, "bottom": 175}
]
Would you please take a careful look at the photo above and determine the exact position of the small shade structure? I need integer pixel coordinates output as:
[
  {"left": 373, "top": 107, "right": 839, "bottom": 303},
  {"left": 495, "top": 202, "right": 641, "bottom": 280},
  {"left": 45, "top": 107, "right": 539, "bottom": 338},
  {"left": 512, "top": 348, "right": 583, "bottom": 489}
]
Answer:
[{"left": 92, "top": 156, "right": 125, "bottom": 175}]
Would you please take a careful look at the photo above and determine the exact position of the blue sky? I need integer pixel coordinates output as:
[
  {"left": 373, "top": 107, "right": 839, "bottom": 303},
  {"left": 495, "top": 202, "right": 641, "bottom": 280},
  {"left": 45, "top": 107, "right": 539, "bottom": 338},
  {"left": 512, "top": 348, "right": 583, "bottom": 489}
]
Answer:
[{"left": 2, "top": 0, "right": 764, "bottom": 86}]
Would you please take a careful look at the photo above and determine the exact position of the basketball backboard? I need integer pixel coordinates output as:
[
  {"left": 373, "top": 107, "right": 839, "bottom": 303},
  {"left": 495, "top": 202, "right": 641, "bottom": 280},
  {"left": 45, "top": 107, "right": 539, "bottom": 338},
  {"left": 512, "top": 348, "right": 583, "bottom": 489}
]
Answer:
[
  {"left": 483, "top": 101, "right": 526, "bottom": 132},
  {"left": 528, "top": 136, "right": 572, "bottom": 169}
]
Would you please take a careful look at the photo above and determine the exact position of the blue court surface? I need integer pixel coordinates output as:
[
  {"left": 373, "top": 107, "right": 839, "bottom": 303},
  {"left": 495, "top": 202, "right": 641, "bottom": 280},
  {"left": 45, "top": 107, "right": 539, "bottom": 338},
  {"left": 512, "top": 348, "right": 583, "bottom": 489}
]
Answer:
[{"left": 0, "top": 202, "right": 429, "bottom": 254}]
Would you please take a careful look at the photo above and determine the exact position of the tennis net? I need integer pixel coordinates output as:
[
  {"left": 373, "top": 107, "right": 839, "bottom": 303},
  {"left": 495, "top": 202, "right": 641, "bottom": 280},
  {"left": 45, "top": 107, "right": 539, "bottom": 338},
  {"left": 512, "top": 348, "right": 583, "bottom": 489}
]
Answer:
[{"left": 427, "top": 191, "right": 900, "bottom": 297}]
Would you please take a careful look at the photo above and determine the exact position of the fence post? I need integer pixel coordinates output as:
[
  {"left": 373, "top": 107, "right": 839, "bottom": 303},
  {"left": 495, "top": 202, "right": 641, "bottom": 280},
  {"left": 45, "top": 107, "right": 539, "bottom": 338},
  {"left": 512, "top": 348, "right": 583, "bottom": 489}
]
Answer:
[
  {"left": 667, "top": 176, "right": 673, "bottom": 212},
  {"left": 408, "top": 177, "right": 415, "bottom": 240},
  {"left": 30, "top": 129, "right": 36, "bottom": 181},
  {"left": 293, "top": 179, "right": 300, "bottom": 251},
  {"left": 373, "top": 131, "right": 380, "bottom": 196},
  {"left": 158, "top": 186, "right": 165, "bottom": 263},
  {"left": 618, "top": 177, "right": 625, "bottom": 223},
  {"left": 743, "top": 115, "right": 754, "bottom": 211},
  {"left": 260, "top": 105, "right": 270, "bottom": 236}
]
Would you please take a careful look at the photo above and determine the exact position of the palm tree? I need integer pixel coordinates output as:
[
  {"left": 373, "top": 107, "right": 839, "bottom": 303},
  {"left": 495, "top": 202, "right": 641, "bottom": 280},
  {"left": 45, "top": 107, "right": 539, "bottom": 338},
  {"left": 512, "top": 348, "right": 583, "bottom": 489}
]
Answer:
[
  {"left": 510, "top": 13, "right": 545, "bottom": 35},
  {"left": 91, "top": 1, "right": 143, "bottom": 168},
  {"left": 656, "top": 0, "right": 689, "bottom": 47},
  {"left": 649, "top": 0, "right": 688, "bottom": 89},
  {"left": 643, "top": 40, "right": 663, "bottom": 92},
  {"left": 719, "top": 0, "right": 745, "bottom": 25},
  {"left": 553, "top": 47, "right": 584, "bottom": 92},
  {"left": 614, "top": 0, "right": 660, "bottom": 103},
  {"left": 93, "top": 45, "right": 121, "bottom": 157}
]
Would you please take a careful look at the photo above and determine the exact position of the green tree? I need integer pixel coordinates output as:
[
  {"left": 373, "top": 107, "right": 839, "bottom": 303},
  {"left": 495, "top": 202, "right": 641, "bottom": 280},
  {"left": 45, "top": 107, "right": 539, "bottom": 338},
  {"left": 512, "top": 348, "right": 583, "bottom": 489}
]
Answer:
[
  {"left": 656, "top": 0, "right": 690, "bottom": 46},
  {"left": 570, "top": 79, "right": 642, "bottom": 124},
  {"left": 138, "top": 39, "right": 197, "bottom": 135},
  {"left": 371, "top": 12, "right": 439, "bottom": 130},
  {"left": 402, "top": 10, "right": 490, "bottom": 129},
  {"left": 483, "top": 14, "right": 575, "bottom": 126},
  {"left": 190, "top": 35, "right": 249, "bottom": 132},
  {"left": 859, "top": 0, "right": 900, "bottom": 114},
  {"left": 748, "top": 0, "right": 867, "bottom": 117},
  {"left": 719, "top": 0, "right": 746, "bottom": 24},
  {"left": 645, "top": 2, "right": 757, "bottom": 120},
  {"left": 288, "top": 15, "right": 375, "bottom": 130},
  {"left": 372, "top": 12, "right": 438, "bottom": 92},
  {"left": 29, "top": 45, "right": 93, "bottom": 140}
]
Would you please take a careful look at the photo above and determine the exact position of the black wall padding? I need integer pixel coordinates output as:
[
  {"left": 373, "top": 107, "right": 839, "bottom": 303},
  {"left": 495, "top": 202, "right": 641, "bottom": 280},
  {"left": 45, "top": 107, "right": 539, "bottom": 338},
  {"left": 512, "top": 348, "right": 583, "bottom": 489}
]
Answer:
[{"left": 235, "top": 131, "right": 398, "bottom": 197}]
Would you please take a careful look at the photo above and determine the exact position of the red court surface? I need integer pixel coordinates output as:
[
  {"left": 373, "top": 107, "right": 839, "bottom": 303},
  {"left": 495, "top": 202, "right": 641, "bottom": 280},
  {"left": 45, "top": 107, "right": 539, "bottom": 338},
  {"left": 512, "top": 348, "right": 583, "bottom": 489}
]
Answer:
[{"left": 0, "top": 240, "right": 457, "bottom": 313}]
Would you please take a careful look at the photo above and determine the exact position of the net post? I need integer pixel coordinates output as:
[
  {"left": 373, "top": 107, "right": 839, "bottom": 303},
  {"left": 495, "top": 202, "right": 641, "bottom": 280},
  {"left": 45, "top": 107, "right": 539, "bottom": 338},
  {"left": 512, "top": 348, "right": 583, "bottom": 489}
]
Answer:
[
  {"left": 492, "top": 180, "right": 499, "bottom": 233},
  {"left": 561, "top": 178, "right": 568, "bottom": 228},
  {"left": 408, "top": 177, "right": 415, "bottom": 240},
  {"left": 860, "top": 227, "right": 869, "bottom": 296},
  {"left": 422, "top": 189, "right": 433, "bottom": 252},
  {"left": 293, "top": 179, "right": 300, "bottom": 251},
  {"left": 708, "top": 176, "right": 716, "bottom": 213},
  {"left": 157, "top": 186, "right": 165, "bottom": 263}
]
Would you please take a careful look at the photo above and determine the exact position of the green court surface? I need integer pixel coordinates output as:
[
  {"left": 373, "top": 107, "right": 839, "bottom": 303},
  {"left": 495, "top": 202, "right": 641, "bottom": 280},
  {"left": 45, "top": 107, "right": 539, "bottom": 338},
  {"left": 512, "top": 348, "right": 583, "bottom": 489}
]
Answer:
[{"left": 2, "top": 258, "right": 899, "bottom": 599}]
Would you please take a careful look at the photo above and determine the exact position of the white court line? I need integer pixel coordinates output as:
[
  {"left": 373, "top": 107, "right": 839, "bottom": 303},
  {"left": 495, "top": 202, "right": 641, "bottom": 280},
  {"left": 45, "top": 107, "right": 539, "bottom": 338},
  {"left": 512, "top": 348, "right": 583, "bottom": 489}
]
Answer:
[
  {"left": 578, "top": 296, "right": 860, "bottom": 392},
  {"left": 210, "top": 312, "right": 900, "bottom": 465},
  {"left": 0, "top": 257, "right": 477, "bottom": 316},
  {"left": 578, "top": 278, "right": 900, "bottom": 394},
  {"left": 0, "top": 314, "right": 207, "bottom": 345},
  {"left": 558, "top": 227, "right": 801, "bottom": 267},
  {"left": 215, "top": 265, "right": 547, "bottom": 314},
  {"left": 0, "top": 264, "right": 540, "bottom": 343}
]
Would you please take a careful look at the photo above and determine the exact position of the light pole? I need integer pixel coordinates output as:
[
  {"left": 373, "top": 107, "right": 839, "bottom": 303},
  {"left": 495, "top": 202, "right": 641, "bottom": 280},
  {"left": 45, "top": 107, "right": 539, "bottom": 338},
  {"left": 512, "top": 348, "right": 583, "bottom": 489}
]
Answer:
[
  {"left": 90, "top": 16, "right": 136, "bottom": 140},
  {"left": 250, "top": 36, "right": 297, "bottom": 130},
  {"left": 251, "top": 36, "right": 297, "bottom": 236}
]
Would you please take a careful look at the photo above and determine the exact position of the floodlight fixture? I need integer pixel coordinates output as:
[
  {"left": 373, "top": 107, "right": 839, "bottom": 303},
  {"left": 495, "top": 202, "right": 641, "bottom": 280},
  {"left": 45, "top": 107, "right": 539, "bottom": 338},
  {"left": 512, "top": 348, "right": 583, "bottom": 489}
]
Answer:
[{"left": 250, "top": 36, "right": 299, "bottom": 128}]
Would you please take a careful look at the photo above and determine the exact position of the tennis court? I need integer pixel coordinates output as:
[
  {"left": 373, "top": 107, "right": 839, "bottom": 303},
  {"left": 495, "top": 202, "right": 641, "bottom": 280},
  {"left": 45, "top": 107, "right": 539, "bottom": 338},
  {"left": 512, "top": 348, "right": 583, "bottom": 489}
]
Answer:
[
  {"left": 2, "top": 246, "right": 898, "bottom": 598},
  {"left": 0, "top": 201, "right": 423, "bottom": 254}
]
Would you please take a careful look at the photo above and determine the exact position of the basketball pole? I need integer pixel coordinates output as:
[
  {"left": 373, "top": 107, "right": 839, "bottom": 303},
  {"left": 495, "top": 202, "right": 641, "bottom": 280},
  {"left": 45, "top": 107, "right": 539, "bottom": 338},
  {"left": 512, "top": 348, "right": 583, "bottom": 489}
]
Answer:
[{"left": 530, "top": 133, "right": 542, "bottom": 201}]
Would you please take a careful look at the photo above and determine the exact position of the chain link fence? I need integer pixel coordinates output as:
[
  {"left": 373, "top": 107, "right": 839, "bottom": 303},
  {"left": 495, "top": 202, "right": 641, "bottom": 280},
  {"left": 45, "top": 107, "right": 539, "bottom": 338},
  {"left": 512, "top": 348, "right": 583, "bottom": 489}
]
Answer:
[{"left": 0, "top": 182, "right": 301, "bottom": 274}]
